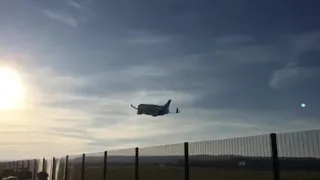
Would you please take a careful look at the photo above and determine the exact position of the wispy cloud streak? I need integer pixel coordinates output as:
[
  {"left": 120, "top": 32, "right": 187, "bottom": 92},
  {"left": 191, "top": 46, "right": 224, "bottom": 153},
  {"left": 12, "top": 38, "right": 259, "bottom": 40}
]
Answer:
[
  {"left": 66, "top": 0, "right": 84, "bottom": 9},
  {"left": 270, "top": 63, "right": 319, "bottom": 90},
  {"left": 42, "top": 10, "right": 78, "bottom": 28}
]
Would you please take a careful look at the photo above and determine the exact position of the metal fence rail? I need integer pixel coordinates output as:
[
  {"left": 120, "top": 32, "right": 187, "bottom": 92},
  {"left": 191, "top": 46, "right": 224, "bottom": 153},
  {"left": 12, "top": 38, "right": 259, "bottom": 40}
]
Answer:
[{"left": 1, "top": 129, "right": 320, "bottom": 180}]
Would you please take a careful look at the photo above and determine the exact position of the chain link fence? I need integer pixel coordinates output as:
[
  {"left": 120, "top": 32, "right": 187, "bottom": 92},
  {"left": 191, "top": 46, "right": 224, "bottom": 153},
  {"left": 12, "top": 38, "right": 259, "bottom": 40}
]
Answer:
[{"left": 1, "top": 129, "right": 319, "bottom": 180}]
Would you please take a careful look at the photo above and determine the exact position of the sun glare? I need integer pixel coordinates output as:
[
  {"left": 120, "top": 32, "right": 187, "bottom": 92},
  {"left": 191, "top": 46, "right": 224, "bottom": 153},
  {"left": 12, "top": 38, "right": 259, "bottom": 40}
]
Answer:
[{"left": 0, "top": 67, "right": 25, "bottom": 110}]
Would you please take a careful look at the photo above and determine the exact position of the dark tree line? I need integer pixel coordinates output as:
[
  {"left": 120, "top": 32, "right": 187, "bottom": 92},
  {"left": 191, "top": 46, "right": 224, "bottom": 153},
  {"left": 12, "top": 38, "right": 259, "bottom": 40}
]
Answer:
[{"left": 70, "top": 155, "right": 320, "bottom": 171}]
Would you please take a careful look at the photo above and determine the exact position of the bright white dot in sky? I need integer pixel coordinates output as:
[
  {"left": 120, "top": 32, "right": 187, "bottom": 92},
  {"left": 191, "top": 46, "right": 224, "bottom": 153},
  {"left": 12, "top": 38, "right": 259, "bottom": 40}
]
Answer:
[{"left": 301, "top": 103, "right": 306, "bottom": 108}]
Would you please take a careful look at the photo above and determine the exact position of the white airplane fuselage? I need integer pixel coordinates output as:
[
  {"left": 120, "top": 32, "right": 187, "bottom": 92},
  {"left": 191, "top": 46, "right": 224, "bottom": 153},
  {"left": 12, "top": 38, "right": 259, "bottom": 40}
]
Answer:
[
  {"left": 138, "top": 104, "right": 160, "bottom": 114},
  {"left": 133, "top": 100, "right": 171, "bottom": 117}
]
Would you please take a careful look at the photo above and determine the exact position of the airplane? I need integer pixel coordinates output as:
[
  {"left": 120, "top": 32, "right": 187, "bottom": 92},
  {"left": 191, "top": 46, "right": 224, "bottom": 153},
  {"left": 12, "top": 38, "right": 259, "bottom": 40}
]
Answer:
[{"left": 130, "top": 99, "right": 180, "bottom": 117}]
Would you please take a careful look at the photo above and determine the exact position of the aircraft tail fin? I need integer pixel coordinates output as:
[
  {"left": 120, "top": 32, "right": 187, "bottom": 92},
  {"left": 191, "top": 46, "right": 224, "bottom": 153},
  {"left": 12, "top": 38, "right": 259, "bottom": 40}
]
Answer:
[
  {"left": 163, "top": 99, "right": 171, "bottom": 109},
  {"left": 130, "top": 104, "right": 138, "bottom": 110}
]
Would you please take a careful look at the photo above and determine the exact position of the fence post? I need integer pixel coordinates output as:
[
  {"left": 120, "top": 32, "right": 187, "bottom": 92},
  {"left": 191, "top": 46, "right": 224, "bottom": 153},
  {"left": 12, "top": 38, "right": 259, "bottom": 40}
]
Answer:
[
  {"left": 42, "top": 158, "right": 46, "bottom": 172},
  {"left": 52, "top": 157, "right": 56, "bottom": 180},
  {"left": 103, "top": 151, "right": 107, "bottom": 180},
  {"left": 27, "top": 159, "right": 30, "bottom": 170},
  {"left": 22, "top": 160, "right": 25, "bottom": 168},
  {"left": 81, "top": 154, "right": 85, "bottom": 180},
  {"left": 135, "top": 147, "right": 139, "bottom": 180},
  {"left": 184, "top": 142, "right": 189, "bottom": 180},
  {"left": 33, "top": 159, "right": 37, "bottom": 180},
  {"left": 270, "top": 133, "right": 280, "bottom": 180},
  {"left": 64, "top": 155, "right": 69, "bottom": 180}
]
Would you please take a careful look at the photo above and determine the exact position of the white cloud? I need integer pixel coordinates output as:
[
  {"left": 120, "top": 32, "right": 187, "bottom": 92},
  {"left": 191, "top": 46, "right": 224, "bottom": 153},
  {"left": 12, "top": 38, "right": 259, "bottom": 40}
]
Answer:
[
  {"left": 42, "top": 10, "right": 78, "bottom": 28},
  {"left": 291, "top": 31, "right": 320, "bottom": 53},
  {"left": 1, "top": 60, "right": 319, "bottom": 160},
  {"left": 120, "top": 65, "right": 167, "bottom": 79},
  {"left": 0, "top": 64, "right": 199, "bottom": 158},
  {"left": 213, "top": 45, "right": 285, "bottom": 64},
  {"left": 0, "top": 116, "right": 91, "bottom": 160},
  {"left": 211, "top": 35, "right": 253, "bottom": 47},
  {"left": 128, "top": 36, "right": 171, "bottom": 44},
  {"left": 66, "top": 0, "right": 84, "bottom": 9},
  {"left": 269, "top": 63, "right": 318, "bottom": 90},
  {"left": 88, "top": 117, "right": 190, "bottom": 140},
  {"left": 123, "top": 30, "right": 173, "bottom": 44},
  {"left": 2, "top": 3, "right": 320, "bottom": 161},
  {"left": 268, "top": 31, "right": 320, "bottom": 90}
]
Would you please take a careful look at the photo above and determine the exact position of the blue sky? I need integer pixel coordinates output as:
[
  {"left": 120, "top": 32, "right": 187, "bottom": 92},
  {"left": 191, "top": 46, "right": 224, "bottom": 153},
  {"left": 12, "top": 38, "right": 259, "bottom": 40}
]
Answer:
[{"left": 0, "top": 0, "right": 320, "bottom": 159}]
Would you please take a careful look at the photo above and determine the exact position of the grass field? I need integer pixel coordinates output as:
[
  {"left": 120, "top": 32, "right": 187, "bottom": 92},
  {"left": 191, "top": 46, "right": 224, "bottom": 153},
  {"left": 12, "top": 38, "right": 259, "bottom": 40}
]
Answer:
[{"left": 64, "top": 166, "right": 320, "bottom": 180}]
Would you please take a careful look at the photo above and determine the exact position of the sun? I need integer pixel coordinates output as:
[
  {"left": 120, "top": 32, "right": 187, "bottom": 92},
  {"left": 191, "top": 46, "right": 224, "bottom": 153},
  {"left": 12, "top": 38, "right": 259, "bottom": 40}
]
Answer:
[{"left": 0, "top": 67, "right": 25, "bottom": 110}]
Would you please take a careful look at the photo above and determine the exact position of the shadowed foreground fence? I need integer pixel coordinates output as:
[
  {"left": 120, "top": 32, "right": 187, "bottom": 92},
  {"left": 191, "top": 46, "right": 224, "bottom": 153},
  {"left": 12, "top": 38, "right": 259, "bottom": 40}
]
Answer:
[{"left": 1, "top": 129, "right": 320, "bottom": 180}]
